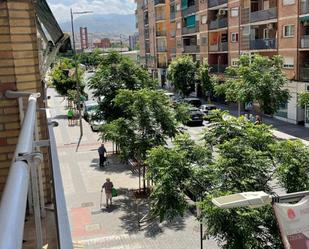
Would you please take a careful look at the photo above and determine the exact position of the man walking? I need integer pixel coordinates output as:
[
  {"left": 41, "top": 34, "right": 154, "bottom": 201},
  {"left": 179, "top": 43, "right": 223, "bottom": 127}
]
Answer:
[
  {"left": 98, "top": 143, "right": 107, "bottom": 168},
  {"left": 101, "top": 178, "right": 113, "bottom": 207}
]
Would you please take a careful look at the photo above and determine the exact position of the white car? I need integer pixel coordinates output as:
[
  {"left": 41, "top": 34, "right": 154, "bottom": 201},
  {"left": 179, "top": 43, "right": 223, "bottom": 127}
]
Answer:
[
  {"left": 90, "top": 119, "right": 106, "bottom": 132},
  {"left": 200, "top": 104, "right": 217, "bottom": 114}
]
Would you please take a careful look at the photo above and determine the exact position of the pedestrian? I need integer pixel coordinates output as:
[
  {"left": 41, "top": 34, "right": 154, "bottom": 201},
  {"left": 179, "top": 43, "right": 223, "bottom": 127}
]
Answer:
[
  {"left": 67, "top": 108, "right": 74, "bottom": 126},
  {"left": 101, "top": 178, "right": 113, "bottom": 207},
  {"left": 255, "top": 115, "right": 262, "bottom": 125},
  {"left": 98, "top": 143, "right": 107, "bottom": 168}
]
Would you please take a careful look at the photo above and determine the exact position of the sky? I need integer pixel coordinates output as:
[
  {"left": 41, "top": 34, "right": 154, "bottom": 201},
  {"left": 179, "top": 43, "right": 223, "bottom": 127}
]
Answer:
[{"left": 47, "top": 0, "right": 136, "bottom": 22}]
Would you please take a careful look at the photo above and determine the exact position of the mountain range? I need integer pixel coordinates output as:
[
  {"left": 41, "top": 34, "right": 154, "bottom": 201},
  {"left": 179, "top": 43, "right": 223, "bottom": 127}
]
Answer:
[{"left": 60, "top": 14, "right": 136, "bottom": 36}]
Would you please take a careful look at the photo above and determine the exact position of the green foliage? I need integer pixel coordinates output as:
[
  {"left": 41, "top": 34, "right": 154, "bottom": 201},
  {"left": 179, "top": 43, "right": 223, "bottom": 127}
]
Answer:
[
  {"left": 77, "top": 49, "right": 103, "bottom": 67},
  {"left": 173, "top": 102, "right": 190, "bottom": 124},
  {"left": 89, "top": 51, "right": 157, "bottom": 122},
  {"left": 215, "top": 54, "right": 290, "bottom": 115},
  {"left": 50, "top": 58, "right": 85, "bottom": 96},
  {"left": 298, "top": 91, "right": 309, "bottom": 108},
  {"left": 167, "top": 55, "right": 196, "bottom": 97},
  {"left": 197, "top": 60, "right": 217, "bottom": 101},
  {"left": 272, "top": 140, "right": 309, "bottom": 193}
]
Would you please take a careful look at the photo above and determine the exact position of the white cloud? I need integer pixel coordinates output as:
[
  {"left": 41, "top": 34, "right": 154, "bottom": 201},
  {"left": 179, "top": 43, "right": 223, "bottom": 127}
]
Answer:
[{"left": 48, "top": 0, "right": 136, "bottom": 22}]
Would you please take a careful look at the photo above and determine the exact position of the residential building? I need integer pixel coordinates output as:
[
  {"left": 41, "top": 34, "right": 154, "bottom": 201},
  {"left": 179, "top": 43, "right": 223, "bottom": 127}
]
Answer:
[
  {"left": 129, "top": 32, "right": 139, "bottom": 50},
  {"left": 0, "top": 0, "right": 72, "bottom": 247},
  {"left": 136, "top": 0, "right": 309, "bottom": 126},
  {"left": 80, "top": 27, "right": 89, "bottom": 50},
  {"left": 93, "top": 38, "right": 111, "bottom": 49}
]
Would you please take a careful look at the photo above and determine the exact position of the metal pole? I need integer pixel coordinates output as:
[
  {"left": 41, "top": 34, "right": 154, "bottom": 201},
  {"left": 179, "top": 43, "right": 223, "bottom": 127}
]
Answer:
[
  {"left": 200, "top": 223, "right": 203, "bottom": 249},
  {"left": 71, "top": 8, "right": 83, "bottom": 137}
]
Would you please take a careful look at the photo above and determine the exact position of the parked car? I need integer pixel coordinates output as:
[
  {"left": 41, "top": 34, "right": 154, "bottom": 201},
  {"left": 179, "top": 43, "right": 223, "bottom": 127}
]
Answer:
[
  {"left": 183, "top": 98, "right": 202, "bottom": 108},
  {"left": 83, "top": 100, "right": 99, "bottom": 122},
  {"left": 90, "top": 119, "right": 106, "bottom": 132},
  {"left": 186, "top": 107, "right": 204, "bottom": 126},
  {"left": 200, "top": 104, "right": 217, "bottom": 114}
]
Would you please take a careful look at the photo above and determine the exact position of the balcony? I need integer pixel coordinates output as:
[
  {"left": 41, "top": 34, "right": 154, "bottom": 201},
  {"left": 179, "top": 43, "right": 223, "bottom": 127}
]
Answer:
[
  {"left": 182, "top": 25, "right": 199, "bottom": 34},
  {"left": 208, "top": 0, "right": 227, "bottom": 8},
  {"left": 156, "top": 30, "right": 167, "bottom": 36},
  {"left": 182, "top": 5, "right": 196, "bottom": 16},
  {"left": 156, "top": 14, "right": 166, "bottom": 21},
  {"left": 157, "top": 46, "right": 167, "bottom": 52},
  {"left": 158, "top": 61, "right": 167, "bottom": 68},
  {"left": 183, "top": 45, "right": 200, "bottom": 53},
  {"left": 250, "top": 8, "right": 277, "bottom": 23},
  {"left": 300, "top": 67, "right": 309, "bottom": 81},
  {"left": 301, "top": 1, "right": 309, "bottom": 14},
  {"left": 250, "top": 38, "right": 276, "bottom": 50},
  {"left": 209, "top": 18, "right": 228, "bottom": 30},
  {"left": 301, "top": 36, "right": 309, "bottom": 48},
  {"left": 155, "top": 0, "right": 165, "bottom": 5},
  {"left": 209, "top": 64, "right": 227, "bottom": 73},
  {"left": 209, "top": 42, "right": 228, "bottom": 52}
]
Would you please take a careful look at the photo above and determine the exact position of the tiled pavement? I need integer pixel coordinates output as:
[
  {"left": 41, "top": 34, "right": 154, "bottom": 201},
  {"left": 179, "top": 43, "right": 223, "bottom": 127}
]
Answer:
[{"left": 48, "top": 88, "right": 219, "bottom": 249}]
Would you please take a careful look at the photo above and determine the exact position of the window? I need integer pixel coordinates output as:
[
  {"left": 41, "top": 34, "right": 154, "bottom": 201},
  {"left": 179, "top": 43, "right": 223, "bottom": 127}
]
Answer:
[
  {"left": 283, "top": 57, "right": 294, "bottom": 69},
  {"left": 231, "top": 32, "right": 238, "bottom": 42},
  {"left": 201, "top": 36, "right": 207, "bottom": 45},
  {"left": 177, "top": 21, "right": 181, "bottom": 29},
  {"left": 201, "top": 15, "right": 207, "bottom": 24},
  {"left": 231, "top": 7, "right": 239, "bottom": 17},
  {"left": 231, "top": 58, "right": 239, "bottom": 67},
  {"left": 263, "top": 28, "right": 269, "bottom": 39},
  {"left": 283, "top": 0, "right": 295, "bottom": 5},
  {"left": 283, "top": 25, "right": 295, "bottom": 37}
]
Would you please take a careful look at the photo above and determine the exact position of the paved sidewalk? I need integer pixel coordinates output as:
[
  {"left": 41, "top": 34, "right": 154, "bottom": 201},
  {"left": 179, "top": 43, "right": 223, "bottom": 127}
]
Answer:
[{"left": 48, "top": 88, "right": 219, "bottom": 249}]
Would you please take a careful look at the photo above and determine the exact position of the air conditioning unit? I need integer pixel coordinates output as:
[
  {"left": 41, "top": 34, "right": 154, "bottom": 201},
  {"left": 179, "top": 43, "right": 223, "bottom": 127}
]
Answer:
[
  {"left": 267, "top": 23, "right": 273, "bottom": 30},
  {"left": 218, "top": 9, "right": 226, "bottom": 15}
]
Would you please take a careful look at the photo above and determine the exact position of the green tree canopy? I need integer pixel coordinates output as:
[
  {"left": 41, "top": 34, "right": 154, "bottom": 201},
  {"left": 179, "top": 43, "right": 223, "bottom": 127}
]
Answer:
[
  {"left": 89, "top": 51, "right": 157, "bottom": 122},
  {"left": 298, "top": 91, "right": 309, "bottom": 108},
  {"left": 50, "top": 58, "right": 85, "bottom": 97},
  {"left": 215, "top": 54, "right": 290, "bottom": 115},
  {"left": 77, "top": 49, "right": 103, "bottom": 67},
  {"left": 167, "top": 55, "right": 196, "bottom": 97}
]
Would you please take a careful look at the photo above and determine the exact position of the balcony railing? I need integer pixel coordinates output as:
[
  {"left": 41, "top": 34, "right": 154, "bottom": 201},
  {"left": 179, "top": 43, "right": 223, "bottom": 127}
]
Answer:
[
  {"left": 182, "top": 5, "right": 196, "bottom": 16},
  {"left": 182, "top": 25, "right": 199, "bottom": 34},
  {"left": 250, "top": 7, "right": 277, "bottom": 23},
  {"left": 209, "top": 64, "right": 227, "bottom": 73},
  {"left": 157, "top": 46, "right": 167, "bottom": 52},
  {"left": 209, "top": 18, "right": 228, "bottom": 30},
  {"left": 301, "top": 1, "right": 309, "bottom": 14},
  {"left": 301, "top": 35, "right": 309, "bottom": 48},
  {"left": 209, "top": 42, "right": 228, "bottom": 52},
  {"left": 158, "top": 61, "right": 167, "bottom": 68},
  {"left": 155, "top": 0, "right": 165, "bottom": 5},
  {"left": 250, "top": 38, "right": 276, "bottom": 50},
  {"left": 156, "top": 30, "right": 167, "bottom": 36},
  {"left": 156, "top": 14, "right": 166, "bottom": 21},
  {"left": 208, "top": 0, "right": 227, "bottom": 8},
  {"left": 183, "top": 45, "right": 200, "bottom": 53},
  {"left": 300, "top": 67, "right": 309, "bottom": 81}
]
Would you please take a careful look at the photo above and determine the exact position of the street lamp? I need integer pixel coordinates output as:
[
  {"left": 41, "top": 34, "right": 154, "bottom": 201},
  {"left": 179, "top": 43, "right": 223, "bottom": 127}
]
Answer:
[{"left": 70, "top": 9, "right": 93, "bottom": 137}]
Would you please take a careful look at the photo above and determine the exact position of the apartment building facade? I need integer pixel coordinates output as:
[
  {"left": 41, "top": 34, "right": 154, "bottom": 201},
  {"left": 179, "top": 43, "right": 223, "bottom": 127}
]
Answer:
[{"left": 136, "top": 0, "right": 309, "bottom": 126}]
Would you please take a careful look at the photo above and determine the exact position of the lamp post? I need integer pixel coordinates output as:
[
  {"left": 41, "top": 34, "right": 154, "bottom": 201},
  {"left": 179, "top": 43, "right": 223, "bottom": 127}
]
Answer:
[{"left": 70, "top": 9, "right": 93, "bottom": 137}]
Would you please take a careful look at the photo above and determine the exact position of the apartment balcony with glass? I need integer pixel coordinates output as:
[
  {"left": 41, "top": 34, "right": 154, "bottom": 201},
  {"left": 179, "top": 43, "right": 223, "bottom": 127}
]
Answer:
[
  {"left": 156, "top": 22, "right": 166, "bottom": 37},
  {"left": 209, "top": 18, "right": 228, "bottom": 30},
  {"left": 301, "top": 0, "right": 309, "bottom": 14},
  {"left": 157, "top": 38, "right": 167, "bottom": 52},
  {"left": 250, "top": 7, "right": 277, "bottom": 23},
  {"left": 208, "top": 0, "right": 227, "bottom": 8},
  {"left": 209, "top": 54, "right": 228, "bottom": 74},
  {"left": 183, "top": 35, "right": 199, "bottom": 53},
  {"left": 249, "top": 24, "right": 277, "bottom": 50},
  {"left": 300, "top": 21, "right": 309, "bottom": 48},
  {"left": 209, "top": 31, "right": 228, "bottom": 51},
  {"left": 209, "top": 9, "right": 228, "bottom": 30},
  {"left": 170, "top": 3, "right": 176, "bottom": 21},
  {"left": 182, "top": 0, "right": 197, "bottom": 16},
  {"left": 182, "top": 15, "right": 199, "bottom": 34}
]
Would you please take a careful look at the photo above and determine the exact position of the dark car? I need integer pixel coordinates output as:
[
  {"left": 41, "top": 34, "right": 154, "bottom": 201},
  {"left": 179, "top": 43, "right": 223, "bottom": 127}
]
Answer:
[
  {"left": 200, "top": 104, "right": 217, "bottom": 114},
  {"left": 183, "top": 98, "right": 202, "bottom": 108},
  {"left": 186, "top": 107, "right": 204, "bottom": 126}
]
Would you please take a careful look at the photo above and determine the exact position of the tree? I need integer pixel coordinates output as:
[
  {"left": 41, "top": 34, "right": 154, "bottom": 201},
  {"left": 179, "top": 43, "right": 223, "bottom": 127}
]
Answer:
[
  {"left": 50, "top": 58, "right": 85, "bottom": 97},
  {"left": 100, "top": 89, "right": 179, "bottom": 190},
  {"left": 298, "top": 91, "right": 309, "bottom": 108},
  {"left": 89, "top": 51, "right": 156, "bottom": 122},
  {"left": 197, "top": 60, "right": 218, "bottom": 102},
  {"left": 215, "top": 54, "right": 290, "bottom": 115},
  {"left": 167, "top": 55, "right": 196, "bottom": 97},
  {"left": 78, "top": 49, "right": 102, "bottom": 68}
]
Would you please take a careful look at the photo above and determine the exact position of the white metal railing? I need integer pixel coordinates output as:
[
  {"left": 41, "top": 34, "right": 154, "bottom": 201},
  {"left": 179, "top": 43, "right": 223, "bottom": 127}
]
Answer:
[{"left": 0, "top": 91, "right": 73, "bottom": 249}]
